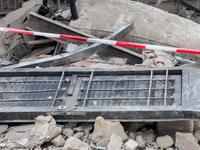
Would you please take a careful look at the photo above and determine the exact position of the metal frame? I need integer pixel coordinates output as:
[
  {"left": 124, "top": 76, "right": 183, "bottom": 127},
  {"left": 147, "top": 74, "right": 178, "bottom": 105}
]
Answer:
[{"left": 0, "top": 66, "right": 199, "bottom": 123}]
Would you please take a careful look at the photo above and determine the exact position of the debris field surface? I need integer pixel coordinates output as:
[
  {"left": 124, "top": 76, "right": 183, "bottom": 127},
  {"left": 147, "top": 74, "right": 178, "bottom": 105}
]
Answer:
[{"left": 1, "top": 0, "right": 200, "bottom": 149}]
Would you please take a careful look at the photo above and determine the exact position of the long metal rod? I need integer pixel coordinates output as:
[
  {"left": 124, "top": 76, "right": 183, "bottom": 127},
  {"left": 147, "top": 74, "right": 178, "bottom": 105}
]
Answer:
[
  {"left": 80, "top": 97, "right": 174, "bottom": 100},
  {"left": 147, "top": 70, "right": 153, "bottom": 106},
  {"left": 81, "top": 88, "right": 174, "bottom": 91},
  {"left": 1, "top": 21, "right": 134, "bottom": 69},
  {"left": 51, "top": 71, "right": 65, "bottom": 107},
  {"left": 164, "top": 70, "right": 169, "bottom": 106},
  {"left": 83, "top": 71, "right": 94, "bottom": 107}
]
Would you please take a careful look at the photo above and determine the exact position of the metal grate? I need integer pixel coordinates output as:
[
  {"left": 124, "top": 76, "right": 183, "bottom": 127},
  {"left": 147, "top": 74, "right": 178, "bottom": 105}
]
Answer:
[
  {"left": 0, "top": 68, "right": 190, "bottom": 122},
  {"left": 77, "top": 70, "right": 181, "bottom": 107},
  {"left": 0, "top": 71, "right": 70, "bottom": 107}
]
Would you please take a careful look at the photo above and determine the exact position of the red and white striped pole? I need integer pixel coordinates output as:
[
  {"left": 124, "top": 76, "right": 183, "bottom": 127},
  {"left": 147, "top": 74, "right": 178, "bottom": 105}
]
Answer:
[{"left": 0, "top": 27, "right": 200, "bottom": 54}]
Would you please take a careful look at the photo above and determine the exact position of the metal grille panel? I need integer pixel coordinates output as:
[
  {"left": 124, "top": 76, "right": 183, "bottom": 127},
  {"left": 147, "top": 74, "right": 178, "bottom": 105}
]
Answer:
[{"left": 77, "top": 70, "right": 181, "bottom": 107}]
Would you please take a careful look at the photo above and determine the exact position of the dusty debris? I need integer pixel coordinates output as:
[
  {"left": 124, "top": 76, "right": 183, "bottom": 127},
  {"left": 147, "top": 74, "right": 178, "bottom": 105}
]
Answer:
[
  {"left": 3, "top": 116, "right": 61, "bottom": 149},
  {"left": 51, "top": 135, "right": 65, "bottom": 147},
  {"left": 63, "top": 137, "right": 91, "bottom": 150},
  {"left": 107, "top": 134, "right": 123, "bottom": 150},
  {"left": 124, "top": 139, "right": 138, "bottom": 150},
  {"left": 175, "top": 132, "right": 200, "bottom": 150},
  {"left": 91, "top": 116, "right": 128, "bottom": 143}
]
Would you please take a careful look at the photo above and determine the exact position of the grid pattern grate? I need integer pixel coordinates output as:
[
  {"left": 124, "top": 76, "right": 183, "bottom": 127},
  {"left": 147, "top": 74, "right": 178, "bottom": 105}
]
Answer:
[{"left": 78, "top": 70, "right": 181, "bottom": 107}]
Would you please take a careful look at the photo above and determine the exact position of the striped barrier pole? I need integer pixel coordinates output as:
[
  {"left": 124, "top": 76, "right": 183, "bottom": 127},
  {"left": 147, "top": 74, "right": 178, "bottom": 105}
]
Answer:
[{"left": 0, "top": 27, "right": 200, "bottom": 54}]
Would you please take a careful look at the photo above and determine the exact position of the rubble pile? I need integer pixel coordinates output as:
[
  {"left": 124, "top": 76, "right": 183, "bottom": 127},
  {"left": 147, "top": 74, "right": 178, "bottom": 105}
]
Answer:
[{"left": 0, "top": 116, "right": 200, "bottom": 150}]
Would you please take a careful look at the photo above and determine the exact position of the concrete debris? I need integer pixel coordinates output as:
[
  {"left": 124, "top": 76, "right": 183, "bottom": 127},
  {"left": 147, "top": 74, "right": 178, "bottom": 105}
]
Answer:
[
  {"left": 157, "top": 121, "right": 194, "bottom": 137},
  {"left": 63, "top": 128, "right": 74, "bottom": 138},
  {"left": 73, "top": 126, "right": 84, "bottom": 132},
  {"left": 91, "top": 116, "right": 128, "bottom": 143},
  {"left": 51, "top": 135, "right": 65, "bottom": 147},
  {"left": 73, "top": 132, "right": 85, "bottom": 139},
  {"left": 96, "top": 138, "right": 110, "bottom": 148},
  {"left": 129, "top": 132, "right": 135, "bottom": 140},
  {"left": 124, "top": 139, "right": 138, "bottom": 150},
  {"left": 175, "top": 132, "right": 200, "bottom": 150},
  {"left": 107, "top": 134, "right": 123, "bottom": 150},
  {"left": 136, "top": 134, "right": 146, "bottom": 149},
  {"left": 63, "top": 137, "right": 92, "bottom": 150},
  {"left": 156, "top": 135, "right": 174, "bottom": 149},
  {"left": 65, "top": 43, "right": 88, "bottom": 53},
  {"left": 3, "top": 115, "right": 61, "bottom": 149},
  {"left": 79, "top": 123, "right": 93, "bottom": 133},
  {"left": 142, "top": 50, "right": 173, "bottom": 67},
  {"left": 146, "top": 133, "right": 155, "bottom": 144}
]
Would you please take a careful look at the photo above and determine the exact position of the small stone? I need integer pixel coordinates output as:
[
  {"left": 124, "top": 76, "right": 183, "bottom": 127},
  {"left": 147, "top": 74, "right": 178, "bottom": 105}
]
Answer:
[
  {"left": 129, "top": 132, "right": 135, "bottom": 140},
  {"left": 63, "top": 137, "right": 91, "bottom": 150},
  {"left": 97, "top": 138, "right": 110, "bottom": 148},
  {"left": 107, "top": 134, "right": 123, "bottom": 150},
  {"left": 51, "top": 135, "right": 65, "bottom": 147},
  {"left": 136, "top": 135, "right": 146, "bottom": 149},
  {"left": 64, "top": 122, "right": 79, "bottom": 128},
  {"left": 150, "top": 142, "right": 159, "bottom": 149},
  {"left": 74, "top": 132, "right": 85, "bottom": 139},
  {"left": 92, "top": 117, "right": 128, "bottom": 143},
  {"left": 0, "top": 143, "right": 5, "bottom": 148},
  {"left": 136, "top": 131, "right": 143, "bottom": 135},
  {"left": 156, "top": 135, "right": 174, "bottom": 149},
  {"left": 79, "top": 122, "right": 93, "bottom": 133},
  {"left": 147, "top": 133, "right": 155, "bottom": 144},
  {"left": 63, "top": 128, "right": 74, "bottom": 138},
  {"left": 147, "top": 129, "right": 154, "bottom": 134},
  {"left": 73, "top": 126, "right": 84, "bottom": 132},
  {"left": 124, "top": 139, "right": 138, "bottom": 150},
  {"left": 175, "top": 132, "right": 200, "bottom": 150},
  {"left": 82, "top": 132, "right": 90, "bottom": 142}
]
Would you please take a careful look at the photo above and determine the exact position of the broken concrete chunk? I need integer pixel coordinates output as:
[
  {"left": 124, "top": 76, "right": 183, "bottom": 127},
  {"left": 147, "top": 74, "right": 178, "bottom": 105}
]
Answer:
[
  {"left": 96, "top": 138, "right": 110, "bottom": 148},
  {"left": 63, "top": 128, "right": 74, "bottom": 138},
  {"left": 5, "top": 115, "right": 61, "bottom": 149},
  {"left": 79, "top": 122, "right": 94, "bottom": 133},
  {"left": 146, "top": 133, "right": 155, "bottom": 144},
  {"left": 0, "top": 125, "right": 8, "bottom": 134},
  {"left": 65, "top": 43, "right": 88, "bottom": 53},
  {"left": 51, "top": 135, "right": 65, "bottom": 147},
  {"left": 129, "top": 132, "right": 135, "bottom": 140},
  {"left": 74, "top": 132, "right": 85, "bottom": 139},
  {"left": 157, "top": 121, "right": 194, "bottom": 137},
  {"left": 64, "top": 122, "right": 79, "bottom": 128},
  {"left": 136, "top": 134, "right": 146, "bottom": 149},
  {"left": 124, "top": 139, "right": 138, "bottom": 150},
  {"left": 176, "top": 132, "right": 200, "bottom": 150},
  {"left": 107, "top": 134, "right": 123, "bottom": 150},
  {"left": 15, "top": 124, "right": 34, "bottom": 132},
  {"left": 73, "top": 126, "right": 84, "bottom": 132},
  {"left": 156, "top": 135, "right": 174, "bottom": 149},
  {"left": 91, "top": 116, "right": 128, "bottom": 143},
  {"left": 63, "top": 137, "right": 92, "bottom": 150}
]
